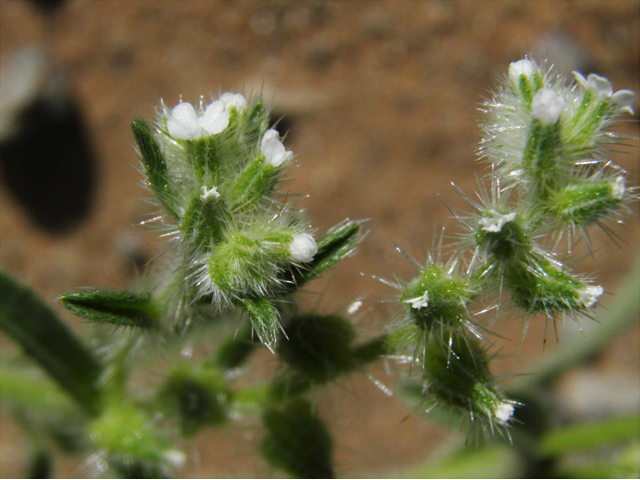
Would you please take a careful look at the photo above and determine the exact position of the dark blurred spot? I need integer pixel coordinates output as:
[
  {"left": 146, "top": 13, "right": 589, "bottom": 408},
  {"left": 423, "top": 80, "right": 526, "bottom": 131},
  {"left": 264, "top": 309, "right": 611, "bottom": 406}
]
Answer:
[
  {"left": 306, "top": 42, "right": 338, "bottom": 70},
  {"left": 28, "top": 0, "right": 67, "bottom": 15},
  {"left": 110, "top": 45, "right": 135, "bottom": 74},
  {"left": 0, "top": 48, "right": 96, "bottom": 234}
]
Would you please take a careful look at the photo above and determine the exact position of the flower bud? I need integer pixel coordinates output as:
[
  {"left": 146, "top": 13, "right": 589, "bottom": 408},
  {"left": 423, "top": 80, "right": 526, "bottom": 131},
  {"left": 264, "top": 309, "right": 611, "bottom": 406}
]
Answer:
[
  {"left": 421, "top": 331, "right": 515, "bottom": 430},
  {"left": 508, "top": 59, "right": 535, "bottom": 85},
  {"left": 260, "top": 129, "right": 293, "bottom": 167},
  {"left": 400, "top": 262, "right": 472, "bottom": 333},
  {"left": 289, "top": 233, "right": 317, "bottom": 263},
  {"left": 547, "top": 177, "right": 627, "bottom": 227},
  {"left": 531, "top": 88, "right": 566, "bottom": 125}
]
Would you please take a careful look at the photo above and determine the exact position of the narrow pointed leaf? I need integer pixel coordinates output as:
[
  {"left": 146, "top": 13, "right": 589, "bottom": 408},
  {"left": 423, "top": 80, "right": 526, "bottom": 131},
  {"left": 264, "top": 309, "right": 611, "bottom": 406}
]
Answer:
[
  {"left": 58, "top": 289, "right": 159, "bottom": 329},
  {"left": 306, "top": 219, "right": 363, "bottom": 278},
  {"left": 131, "top": 118, "right": 179, "bottom": 218},
  {"left": 0, "top": 270, "right": 102, "bottom": 415},
  {"left": 281, "top": 220, "right": 364, "bottom": 293},
  {"left": 239, "top": 298, "right": 279, "bottom": 352}
]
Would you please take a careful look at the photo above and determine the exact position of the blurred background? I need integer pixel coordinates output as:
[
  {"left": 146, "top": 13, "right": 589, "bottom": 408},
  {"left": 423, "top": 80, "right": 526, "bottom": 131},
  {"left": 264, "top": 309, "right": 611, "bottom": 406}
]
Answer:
[{"left": 1, "top": 0, "right": 638, "bottom": 477}]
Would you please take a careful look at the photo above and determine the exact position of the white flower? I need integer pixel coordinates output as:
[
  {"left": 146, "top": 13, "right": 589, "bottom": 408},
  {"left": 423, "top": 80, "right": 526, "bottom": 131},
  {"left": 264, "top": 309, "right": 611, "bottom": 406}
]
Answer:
[
  {"left": 260, "top": 129, "right": 293, "bottom": 167},
  {"left": 220, "top": 92, "right": 247, "bottom": 111},
  {"left": 166, "top": 93, "right": 248, "bottom": 140},
  {"left": 200, "top": 185, "right": 220, "bottom": 201},
  {"left": 611, "top": 176, "right": 625, "bottom": 200},
  {"left": 573, "top": 72, "right": 635, "bottom": 115},
  {"left": 404, "top": 291, "right": 429, "bottom": 310},
  {"left": 166, "top": 102, "right": 201, "bottom": 140},
  {"left": 531, "top": 88, "right": 566, "bottom": 124},
  {"left": 494, "top": 402, "right": 514, "bottom": 425},
  {"left": 479, "top": 209, "right": 517, "bottom": 233},
  {"left": 198, "top": 100, "right": 229, "bottom": 136},
  {"left": 508, "top": 59, "right": 535, "bottom": 85},
  {"left": 578, "top": 285, "right": 603, "bottom": 308},
  {"left": 289, "top": 233, "right": 317, "bottom": 263}
]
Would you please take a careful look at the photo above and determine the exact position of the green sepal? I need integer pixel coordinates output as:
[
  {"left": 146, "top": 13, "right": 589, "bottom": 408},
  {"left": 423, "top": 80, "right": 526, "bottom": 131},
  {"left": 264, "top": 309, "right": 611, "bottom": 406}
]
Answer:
[
  {"left": 507, "top": 258, "right": 591, "bottom": 313},
  {"left": 546, "top": 177, "right": 624, "bottom": 227},
  {"left": 422, "top": 330, "right": 512, "bottom": 427},
  {"left": 351, "top": 334, "right": 390, "bottom": 364},
  {"left": 213, "top": 325, "right": 257, "bottom": 369},
  {"left": 522, "top": 119, "right": 564, "bottom": 196},
  {"left": 474, "top": 210, "right": 530, "bottom": 263},
  {"left": 0, "top": 270, "right": 102, "bottom": 415},
  {"left": 131, "top": 118, "right": 179, "bottom": 219},
  {"left": 277, "top": 314, "right": 356, "bottom": 383},
  {"left": 58, "top": 289, "right": 160, "bottom": 329},
  {"left": 179, "top": 192, "right": 226, "bottom": 245},
  {"left": 400, "top": 262, "right": 472, "bottom": 332},
  {"left": 277, "top": 314, "right": 387, "bottom": 384},
  {"left": 223, "top": 156, "right": 279, "bottom": 213},
  {"left": 158, "top": 364, "right": 228, "bottom": 436},
  {"left": 260, "top": 399, "right": 334, "bottom": 479},
  {"left": 184, "top": 135, "right": 221, "bottom": 181},
  {"left": 238, "top": 298, "right": 280, "bottom": 352}
]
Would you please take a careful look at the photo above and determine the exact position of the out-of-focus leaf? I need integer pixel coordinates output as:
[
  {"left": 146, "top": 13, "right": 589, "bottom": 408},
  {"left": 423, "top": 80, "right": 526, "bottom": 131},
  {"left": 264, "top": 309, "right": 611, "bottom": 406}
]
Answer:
[
  {"left": 260, "top": 399, "right": 334, "bottom": 479},
  {"left": 0, "top": 270, "right": 102, "bottom": 415}
]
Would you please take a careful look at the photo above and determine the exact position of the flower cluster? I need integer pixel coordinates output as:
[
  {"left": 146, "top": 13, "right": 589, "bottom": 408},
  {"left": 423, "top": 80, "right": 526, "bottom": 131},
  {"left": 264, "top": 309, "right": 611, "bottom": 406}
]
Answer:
[
  {"left": 386, "top": 58, "right": 636, "bottom": 436},
  {"left": 131, "top": 93, "right": 318, "bottom": 347}
]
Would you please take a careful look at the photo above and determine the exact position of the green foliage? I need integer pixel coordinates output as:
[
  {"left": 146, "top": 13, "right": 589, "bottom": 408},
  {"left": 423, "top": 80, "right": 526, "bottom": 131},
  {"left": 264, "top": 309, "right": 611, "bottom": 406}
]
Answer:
[
  {"left": 58, "top": 289, "right": 159, "bottom": 329},
  {"left": 260, "top": 399, "right": 334, "bottom": 479},
  {"left": 1, "top": 59, "right": 637, "bottom": 479},
  {"left": 0, "top": 270, "right": 102, "bottom": 415}
]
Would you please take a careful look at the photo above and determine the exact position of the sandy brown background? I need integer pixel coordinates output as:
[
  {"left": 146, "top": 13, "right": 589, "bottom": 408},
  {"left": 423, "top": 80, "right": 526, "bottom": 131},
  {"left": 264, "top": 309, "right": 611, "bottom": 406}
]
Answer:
[{"left": 1, "top": 0, "right": 639, "bottom": 478}]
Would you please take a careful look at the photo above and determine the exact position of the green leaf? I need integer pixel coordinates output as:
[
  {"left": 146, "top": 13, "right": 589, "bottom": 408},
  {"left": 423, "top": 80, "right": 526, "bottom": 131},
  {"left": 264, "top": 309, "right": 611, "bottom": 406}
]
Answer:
[
  {"left": 58, "top": 289, "right": 159, "bottom": 329},
  {"left": 0, "top": 271, "right": 102, "bottom": 415},
  {"left": 260, "top": 399, "right": 334, "bottom": 479},
  {"left": 307, "top": 219, "right": 363, "bottom": 278},
  {"left": 280, "top": 219, "right": 364, "bottom": 293},
  {"left": 131, "top": 118, "right": 179, "bottom": 219},
  {"left": 239, "top": 298, "right": 280, "bottom": 352},
  {"left": 0, "top": 368, "right": 78, "bottom": 415},
  {"left": 538, "top": 415, "right": 640, "bottom": 457},
  {"left": 396, "top": 444, "right": 521, "bottom": 479}
]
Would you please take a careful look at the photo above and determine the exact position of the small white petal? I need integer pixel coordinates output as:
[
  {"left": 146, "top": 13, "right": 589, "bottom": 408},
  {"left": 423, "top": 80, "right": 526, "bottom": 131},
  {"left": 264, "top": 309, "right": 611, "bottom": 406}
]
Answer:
[
  {"left": 495, "top": 402, "right": 514, "bottom": 425},
  {"left": 531, "top": 88, "right": 566, "bottom": 124},
  {"left": 260, "top": 129, "right": 293, "bottom": 167},
  {"left": 163, "top": 450, "right": 186, "bottom": 468},
  {"left": 572, "top": 71, "right": 589, "bottom": 89},
  {"left": 289, "top": 233, "right": 317, "bottom": 263},
  {"left": 200, "top": 185, "right": 220, "bottom": 201},
  {"left": 199, "top": 100, "right": 229, "bottom": 135},
  {"left": 586, "top": 73, "right": 613, "bottom": 98},
  {"left": 611, "top": 176, "right": 625, "bottom": 200},
  {"left": 167, "top": 102, "right": 199, "bottom": 139},
  {"left": 479, "top": 209, "right": 517, "bottom": 233},
  {"left": 611, "top": 89, "right": 635, "bottom": 115},
  {"left": 220, "top": 92, "right": 247, "bottom": 111},
  {"left": 404, "top": 292, "right": 429, "bottom": 310},
  {"left": 509, "top": 59, "right": 535, "bottom": 85},
  {"left": 578, "top": 285, "right": 603, "bottom": 308}
]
